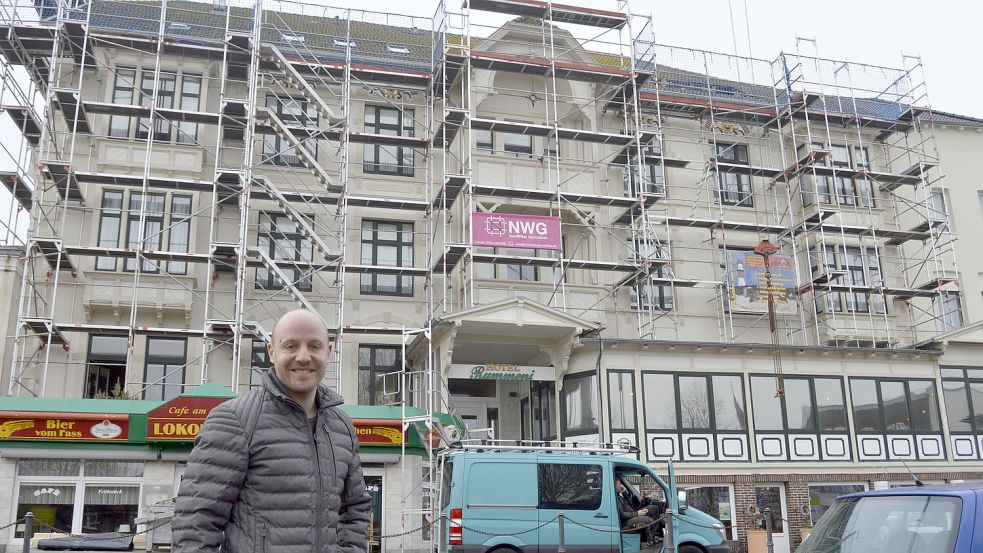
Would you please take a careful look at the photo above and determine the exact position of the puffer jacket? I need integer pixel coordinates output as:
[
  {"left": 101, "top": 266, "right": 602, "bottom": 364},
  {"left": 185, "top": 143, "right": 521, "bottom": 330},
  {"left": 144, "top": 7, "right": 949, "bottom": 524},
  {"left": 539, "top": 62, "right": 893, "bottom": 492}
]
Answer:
[{"left": 172, "top": 370, "right": 371, "bottom": 553}]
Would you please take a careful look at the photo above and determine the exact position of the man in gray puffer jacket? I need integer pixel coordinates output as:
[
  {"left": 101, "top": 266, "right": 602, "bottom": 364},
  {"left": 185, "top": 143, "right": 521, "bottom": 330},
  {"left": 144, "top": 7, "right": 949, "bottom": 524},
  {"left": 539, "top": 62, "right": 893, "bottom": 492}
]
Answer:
[{"left": 173, "top": 309, "right": 372, "bottom": 553}]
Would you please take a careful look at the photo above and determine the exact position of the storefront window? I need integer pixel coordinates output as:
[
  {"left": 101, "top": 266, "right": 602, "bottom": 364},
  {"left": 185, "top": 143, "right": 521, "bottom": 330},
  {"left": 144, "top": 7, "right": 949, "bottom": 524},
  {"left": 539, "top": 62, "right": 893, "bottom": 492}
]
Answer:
[
  {"left": 561, "top": 372, "right": 599, "bottom": 436},
  {"left": 81, "top": 485, "right": 140, "bottom": 533},
  {"left": 17, "top": 459, "right": 80, "bottom": 477},
  {"left": 84, "top": 461, "right": 144, "bottom": 478},
  {"left": 16, "top": 484, "right": 75, "bottom": 537},
  {"left": 808, "top": 483, "right": 866, "bottom": 525},
  {"left": 683, "top": 485, "right": 735, "bottom": 539},
  {"left": 365, "top": 476, "right": 383, "bottom": 553}
]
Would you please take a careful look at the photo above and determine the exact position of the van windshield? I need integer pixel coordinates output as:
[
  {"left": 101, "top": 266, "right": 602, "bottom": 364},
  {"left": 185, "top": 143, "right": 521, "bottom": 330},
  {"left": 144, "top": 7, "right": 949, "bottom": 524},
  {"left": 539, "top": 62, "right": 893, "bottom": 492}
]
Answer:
[{"left": 797, "top": 495, "right": 961, "bottom": 553}]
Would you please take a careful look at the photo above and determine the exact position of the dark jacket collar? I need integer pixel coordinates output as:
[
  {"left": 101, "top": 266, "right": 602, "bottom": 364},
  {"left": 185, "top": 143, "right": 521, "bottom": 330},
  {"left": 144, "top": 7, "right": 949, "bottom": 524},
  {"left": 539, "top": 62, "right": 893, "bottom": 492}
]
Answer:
[{"left": 262, "top": 369, "right": 344, "bottom": 412}]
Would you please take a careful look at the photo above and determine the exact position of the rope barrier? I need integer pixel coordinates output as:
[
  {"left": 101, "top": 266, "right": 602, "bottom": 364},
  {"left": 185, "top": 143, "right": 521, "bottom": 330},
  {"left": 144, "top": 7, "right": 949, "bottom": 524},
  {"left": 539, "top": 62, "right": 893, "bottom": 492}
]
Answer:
[
  {"left": 34, "top": 519, "right": 172, "bottom": 541},
  {"left": 0, "top": 518, "right": 25, "bottom": 532}
]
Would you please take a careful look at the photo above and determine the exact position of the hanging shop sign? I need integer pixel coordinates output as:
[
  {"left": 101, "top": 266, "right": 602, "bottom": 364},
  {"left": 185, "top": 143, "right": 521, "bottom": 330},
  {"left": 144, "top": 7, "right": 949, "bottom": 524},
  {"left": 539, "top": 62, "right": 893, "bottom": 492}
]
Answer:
[
  {"left": 147, "top": 396, "right": 233, "bottom": 440},
  {"left": 352, "top": 419, "right": 405, "bottom": 446},
  {"left": 472, "top": 212, "right": 562, "bottom": 250},
  {"left": 724, "top": 250, "right": 798, "bottom": 315},
  {"left": 448, "top": 363, "right": 555, "bottom": 382},
  {"left": 0, "top": 412, "right": 129, "bottom": 441}
]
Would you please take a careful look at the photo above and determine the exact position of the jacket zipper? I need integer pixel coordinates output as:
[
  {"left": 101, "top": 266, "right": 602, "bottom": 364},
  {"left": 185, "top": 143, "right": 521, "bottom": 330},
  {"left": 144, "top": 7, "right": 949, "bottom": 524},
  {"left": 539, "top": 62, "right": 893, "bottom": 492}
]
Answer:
[{"left": 310, "top": 414, "right": 322, "bottom": 552}]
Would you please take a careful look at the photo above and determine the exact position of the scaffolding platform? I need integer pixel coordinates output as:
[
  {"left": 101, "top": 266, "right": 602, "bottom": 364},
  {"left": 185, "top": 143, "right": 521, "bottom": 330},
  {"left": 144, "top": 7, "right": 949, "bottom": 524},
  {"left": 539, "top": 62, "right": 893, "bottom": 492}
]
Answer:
[
  {"left": 40, "top": 162, "right": 84, "bottom": 202},
  {"left": 432, "top": 174, "right": 468, "bottom": 207},
  {"left": 876, "top": 161, "right": 937, "bottom": 191},
  {"left": 3, "top": 105, "right": 43, "bottom": 145},
  {"left": 33, "top": 238, "right": 77, "bottom": 273},
  {"left": 53, "top": 89, "right": 91, "bottom": 134},
  {"left": 21, "top": 318, "right": 67, "bottom": 345},
  {"left": 885, "top": 277, "right": 958, "bottom": 301},
  {"left": 452, "top": 51, "right": 648, "bottom": 87},
  {"left": 708, "top": 159, "right": 783, "bottom": 180},
  {"left": 0, "top": 171, "right": 33, "bottom": 210},
  {"left": 470, "top": 117, "right": 642, "bottom": 145},
  {"left": 471, "top": 184, "right": 636, "bottom": 208},
  {"left": 84, "top": 101, "right": 222, "bottom": 125},
  {"left": 469, "top": 0, "right": 628, "bottom": 28},
  {"left": 431, "top": 107, "right": 467, "bottom": 148}
]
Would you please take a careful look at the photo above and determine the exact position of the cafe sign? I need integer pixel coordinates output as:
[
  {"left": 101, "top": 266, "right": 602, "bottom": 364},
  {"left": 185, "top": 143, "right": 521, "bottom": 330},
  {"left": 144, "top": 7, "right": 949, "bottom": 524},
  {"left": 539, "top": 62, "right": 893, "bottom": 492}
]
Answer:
[
  {"left": 0, "top": 413, "right": 129, "bottom": 441},
  {"left": 448, "top": 364, "right": 555, "bottom": 382},
  {"left": 147, "top": 396, "right": 232, "bottom": 440},
  {"left": 353, "top": 419, "right": 404, "bottom": 446}
]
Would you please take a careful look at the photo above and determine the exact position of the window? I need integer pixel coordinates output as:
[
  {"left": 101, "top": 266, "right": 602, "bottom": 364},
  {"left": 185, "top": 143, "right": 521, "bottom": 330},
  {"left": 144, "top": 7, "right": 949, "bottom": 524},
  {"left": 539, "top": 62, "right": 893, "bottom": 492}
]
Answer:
[
  {"left": 941, "top": 368, "right": 983, "bottom": 459},
  {"left": 531, "top": 381, "right": 556, "bottom": 440},
  {"left": 475, "top": 129, "right": 493, "bottom": 152},
  {"left": 807, "top": 484, "right": 866, "bottom": 525},
  {"left": 929, "top": 189, "right": 953, "bottom": 232},
  {"left": 713, "top": 142, "right": 752, "bottom": 206},
  {"left": 358, "top": 345, "right": 399, "bottom": 405},
  {"left": 143, "top": 337, "right": 186, "bottom": 401},
  {"left": 751, "top": 375, "right": 847, "bottom": 432},
  {"left": 853, "top": 146, "right": 875, "bottom": 207},
  {"left": 176, "top": 76, "right": 201, "bottom": 144},
  {"left": 537, "top": 463, "right": 602, "bottom": 510},
  {"left": 504, "top": 247, "right": 538, "bottom": 281},
  {"left": 800, "top": 142, "right": 831, "bottom": 206},
  {"left": 95, "top": 190, "right": 190, "bottom": 275},
  {"left": 830, "top": 144, "right": 857, "bottom": 206},
  {"left": 630, "top": 240, "right": 673, "bottom": 311},
  {"left": 333, "top": 38, "right": 356, "bottom": 48},
  {"left": 851, "top": 378, "right": 941, "bottom": 433},
  {"left": 95, "top": 190, "right": 123, "bottom": 271},
  {"left": 608, "top": 371, "right": 636, "bottom": 431},
  {"left": 642, "top": 373, "right": 747, "bottom": 432},
  {"left": 386, "top": 44, "right": 410, "bottom": 55},
  {"left": 978, "top": 190, "right": 983, "bottom": 221},
  {"left": 561, "top": 372, "right": 598, "bottom": 436},
  {"left": 801, "top": 142, "right": 874, "bottom": 207},
  {"left": 936, "top": 294, "right": 963, "bottom": 332},
  {"left": 364, "top": 106, "right": 414, "bottom": 176},
  {"left": 249, "top": 341, "right": 271, "bottom": 389},
  {"left": 167, "top": 196, "right": 191, "bottom": 275},
  {"left": 136, "top": 71, "right": 175, "bottom": 141},
  {"left": 124, "top": 192, "right": 165, "bottom": 273},
  {"left": 543, "top": 135, "right": 559, "bottom": 158},
  {"left": 256, "top": 212, "right": 313, "bottom": 292},
  {"left": 14, "top": 461, "right": 143, "bottom": 538},
  {"left": 360, "top": 220, "right": 413, "bottom": 296},
  {"left": 84, "top": 335, "right": 128, "bottom": 399},
  {"left": 263, "top": 96, "right": 318, "bottom": 167},
  {"left": 624, "top": 139, "right": 665, "bottom": 197},
  {"left": 684, "top": 485, "right": 736, "bottom": 539},
  {"left": 503, "top": 130, "right": 532, "bottom": 157},
  {"left": 642, "top": 373, "right": 676, "bottom": 430},
  {"left": 109, "top": 69, "right": 136, "bottom": 138},
  {"left": 811, "top": 245, "right": 885, "bottom": 314}
]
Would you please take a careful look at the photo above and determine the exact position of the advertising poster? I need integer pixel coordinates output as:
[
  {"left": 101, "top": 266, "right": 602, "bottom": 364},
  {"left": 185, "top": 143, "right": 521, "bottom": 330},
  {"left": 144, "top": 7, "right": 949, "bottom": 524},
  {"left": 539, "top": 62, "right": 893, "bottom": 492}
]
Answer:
[
  {"left": 472, "top": 212, "right": 562, "bottom": 250},
  {"left": 725, "top": 250, "right": 797, "bottom": 315}
]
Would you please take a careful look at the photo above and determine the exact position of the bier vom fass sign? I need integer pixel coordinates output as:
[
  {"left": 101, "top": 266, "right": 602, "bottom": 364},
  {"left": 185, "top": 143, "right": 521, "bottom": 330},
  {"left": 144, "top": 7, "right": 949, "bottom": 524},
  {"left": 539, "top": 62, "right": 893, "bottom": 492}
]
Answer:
[{"left": 449, "top": 364, "right": 556, "bottom": 382}]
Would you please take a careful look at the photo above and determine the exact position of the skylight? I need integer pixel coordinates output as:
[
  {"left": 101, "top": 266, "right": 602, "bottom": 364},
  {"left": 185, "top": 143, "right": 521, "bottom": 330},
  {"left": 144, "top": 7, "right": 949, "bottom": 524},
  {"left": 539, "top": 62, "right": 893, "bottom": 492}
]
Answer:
[{"left": 386, "top": 45, "right": 411, "bottom": 55}]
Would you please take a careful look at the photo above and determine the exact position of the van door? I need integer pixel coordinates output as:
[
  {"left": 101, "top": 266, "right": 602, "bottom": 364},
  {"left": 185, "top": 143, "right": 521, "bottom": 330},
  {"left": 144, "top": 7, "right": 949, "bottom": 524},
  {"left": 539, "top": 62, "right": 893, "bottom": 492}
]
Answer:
[
  {"left": 463, "top": 461, "right": 539, "bottom": 551},
  {"left": 538, "top": 461, "right": 617, "bottom": 553}
]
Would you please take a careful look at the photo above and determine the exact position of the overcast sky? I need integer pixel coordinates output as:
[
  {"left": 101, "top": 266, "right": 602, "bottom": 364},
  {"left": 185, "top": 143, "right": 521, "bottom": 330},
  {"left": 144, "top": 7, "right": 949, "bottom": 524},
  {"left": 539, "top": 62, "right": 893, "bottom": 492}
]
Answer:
[{"left": 349, "top": 0, "right": 981, "bottom": 118}]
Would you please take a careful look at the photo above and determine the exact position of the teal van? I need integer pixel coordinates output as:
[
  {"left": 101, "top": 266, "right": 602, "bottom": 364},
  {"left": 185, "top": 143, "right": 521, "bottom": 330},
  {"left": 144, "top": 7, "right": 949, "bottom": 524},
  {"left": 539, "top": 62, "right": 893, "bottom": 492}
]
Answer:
[{"left": 437, "top": 442, "right": 735, "bottom": 553}]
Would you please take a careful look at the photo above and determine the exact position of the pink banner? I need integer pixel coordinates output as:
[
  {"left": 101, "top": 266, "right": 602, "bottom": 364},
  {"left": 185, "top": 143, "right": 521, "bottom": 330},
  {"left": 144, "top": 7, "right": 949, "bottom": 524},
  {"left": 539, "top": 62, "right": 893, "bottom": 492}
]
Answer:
[{"left": 472, "top": 212, "right": 562, "bottom": 250}]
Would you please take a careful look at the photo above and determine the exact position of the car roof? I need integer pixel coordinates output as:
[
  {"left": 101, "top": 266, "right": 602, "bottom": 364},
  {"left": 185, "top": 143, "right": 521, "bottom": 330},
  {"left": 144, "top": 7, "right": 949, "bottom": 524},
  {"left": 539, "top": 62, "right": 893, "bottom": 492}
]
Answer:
[{"left": 840, "top": 482, "right": 983, "bottom": 500}]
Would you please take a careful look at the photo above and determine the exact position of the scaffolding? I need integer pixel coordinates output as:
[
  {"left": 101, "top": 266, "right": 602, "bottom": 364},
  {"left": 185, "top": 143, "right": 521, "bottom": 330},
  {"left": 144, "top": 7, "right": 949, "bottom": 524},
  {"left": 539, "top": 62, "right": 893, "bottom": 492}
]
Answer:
[{"left": 0, "top": 0, "right": 965, "bottom": 550}]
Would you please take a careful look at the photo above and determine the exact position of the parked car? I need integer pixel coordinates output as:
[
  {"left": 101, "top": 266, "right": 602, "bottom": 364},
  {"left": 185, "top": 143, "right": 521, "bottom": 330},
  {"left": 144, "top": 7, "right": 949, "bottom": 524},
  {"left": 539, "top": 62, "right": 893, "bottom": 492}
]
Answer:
[
  {"left": 437, "top": 441, "right": 736, "bottom": 553},
  {"left": 795, "top": 482, "right": 982, "bottom": 553}
]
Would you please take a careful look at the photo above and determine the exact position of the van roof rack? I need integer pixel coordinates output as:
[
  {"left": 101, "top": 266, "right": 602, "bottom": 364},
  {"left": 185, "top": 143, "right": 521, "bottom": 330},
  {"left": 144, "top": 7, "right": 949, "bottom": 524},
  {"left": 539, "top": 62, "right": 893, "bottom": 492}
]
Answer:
[{"left": 446, "top": 438, "right": 641, "bottom": 455}]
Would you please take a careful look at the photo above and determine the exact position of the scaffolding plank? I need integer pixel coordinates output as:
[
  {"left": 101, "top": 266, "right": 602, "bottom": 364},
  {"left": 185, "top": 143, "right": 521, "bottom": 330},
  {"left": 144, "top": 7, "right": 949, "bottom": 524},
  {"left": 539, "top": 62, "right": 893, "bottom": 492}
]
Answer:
[
  {"left": 471, "top": 184, "right": 636, "bottom": 208},
  {"left": 466, "top": 51, "right": 635, "bottom": 85},
  {"left": 467, "top": 0, "right": 627, "bottom": 29},
  {"left": 62, "top": 21, "right": 96, "bottom": 67},
  {"left": 345, "top": 265, "right": 429, "bottom": 277},
  {"left": 40, "top": 162, "right": 84, "bottom": 202},
  {"left": 3, "top": 105, "right": 43, "bottom": 145},
  {"left": 32, "top": 238, "right": 77, "bottom": 273},
  {"left": 74, "top": 171, "right": 215, "bottom": 193},
  {"left": 83, "top": 101, "right": 221, "bottom": 124},
  {"left": 53, "top": 88, "right": 91, "bottom": 133},
  {"left": 347, "top": 196, "right": 429, "bottom": 211},
  {"left": 0, "top": 171, "right": 33, "bottom": 210},
  {"left": 431, "top": 107, "right": 467, "bottom": 148},
  {"left": 432, "top": 174, "right": 468, "bottom": 208},
  {"left": 22, "top": 318, "right": 67, "bottom": 345},
  {"left": 882, "top": 228, "right": 932, "bottom": 246},
  {"left": 470, "top": 117, "right": 635, "bottom": 145},
  {"left": 773, "top": 150, "right": 831, "bottom": 183},
  {"left": 432, "top": 243, "right": 468, "bottom": 273},
  {"left": 613, "top": 195, "right": 664, "bottom": 224},
  {"left": 885, "top": 278, "right": 959, "bottom": 300},
  {"left": 709, "top": 160, "right": 782, "bottom": 180},
  {"left": 349, "top": 131, "right": 429, "bottom": 149}
]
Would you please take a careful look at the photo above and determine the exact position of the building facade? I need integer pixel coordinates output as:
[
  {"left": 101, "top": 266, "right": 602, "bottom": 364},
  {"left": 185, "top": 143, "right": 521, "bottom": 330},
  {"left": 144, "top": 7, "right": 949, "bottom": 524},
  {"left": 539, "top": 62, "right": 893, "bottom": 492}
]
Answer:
[{"left": 0, "top": 0, "right": 980, "bottom": 552}]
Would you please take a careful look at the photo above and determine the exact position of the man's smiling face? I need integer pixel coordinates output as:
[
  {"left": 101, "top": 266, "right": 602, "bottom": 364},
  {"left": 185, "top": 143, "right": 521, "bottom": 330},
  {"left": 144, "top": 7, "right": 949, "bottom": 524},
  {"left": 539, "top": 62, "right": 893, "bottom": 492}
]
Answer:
[{"left": 268, "top": 310, "right": 329, "bottom": 401}]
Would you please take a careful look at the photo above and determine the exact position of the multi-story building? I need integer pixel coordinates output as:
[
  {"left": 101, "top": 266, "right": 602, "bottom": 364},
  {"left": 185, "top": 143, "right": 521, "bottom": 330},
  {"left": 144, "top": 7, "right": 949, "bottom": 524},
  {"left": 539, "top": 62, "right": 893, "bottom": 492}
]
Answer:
[{"left": 0, "top": 0, "right": 980, "bottom": 552}]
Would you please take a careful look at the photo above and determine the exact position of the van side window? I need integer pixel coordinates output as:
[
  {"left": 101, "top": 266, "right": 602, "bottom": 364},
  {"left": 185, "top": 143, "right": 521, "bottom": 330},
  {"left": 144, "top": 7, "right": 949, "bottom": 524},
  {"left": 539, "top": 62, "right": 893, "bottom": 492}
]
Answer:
[{"left": 538, "top": 464, "right": 603, "bottom": 510}]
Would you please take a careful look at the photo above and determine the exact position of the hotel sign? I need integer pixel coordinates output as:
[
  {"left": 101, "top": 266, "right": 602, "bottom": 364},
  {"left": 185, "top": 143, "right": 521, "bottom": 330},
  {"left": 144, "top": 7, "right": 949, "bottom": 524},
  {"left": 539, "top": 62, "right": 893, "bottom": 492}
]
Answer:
[
  {"left": 472, "top": 212, "right": 562, "bottom": 250},
  {"left": 449, "top": 364, "right": 555, "bottom": 382},
  {"left": 147, "top": 396, "right": 232, "bottom": 440},
  {"left": 0, "top": 413, "right": 129, "bottom": 441}
]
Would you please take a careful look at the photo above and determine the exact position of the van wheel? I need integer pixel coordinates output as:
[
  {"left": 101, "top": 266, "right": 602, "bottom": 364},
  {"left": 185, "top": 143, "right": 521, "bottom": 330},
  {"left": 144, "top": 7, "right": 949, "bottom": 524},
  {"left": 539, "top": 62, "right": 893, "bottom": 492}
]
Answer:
[{"left": 678, "top": 545, "right": 705, "bottom": 553}]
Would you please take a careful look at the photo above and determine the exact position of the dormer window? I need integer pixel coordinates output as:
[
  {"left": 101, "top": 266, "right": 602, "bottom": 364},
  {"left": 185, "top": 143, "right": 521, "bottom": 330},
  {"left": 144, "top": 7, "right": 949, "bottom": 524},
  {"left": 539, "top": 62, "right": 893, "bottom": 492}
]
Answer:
[
  {"left": 333, "top": 39, "right": 357, "bottom": 48},
  {"left": 167, "top": 23, "right": 191, "bottom": 32},
  {"left": 281, "top": 33, "right": 305, "bottom": 44},
  {"left": 386, "top": 45, "right": 410, "bottom": 55}
]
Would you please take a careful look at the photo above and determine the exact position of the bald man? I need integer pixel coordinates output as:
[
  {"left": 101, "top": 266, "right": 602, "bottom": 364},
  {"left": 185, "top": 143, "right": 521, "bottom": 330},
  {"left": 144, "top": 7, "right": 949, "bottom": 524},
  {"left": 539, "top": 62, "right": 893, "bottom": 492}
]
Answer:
[{"left": 174, "top": 309, "right": 371, "bottom": 553}]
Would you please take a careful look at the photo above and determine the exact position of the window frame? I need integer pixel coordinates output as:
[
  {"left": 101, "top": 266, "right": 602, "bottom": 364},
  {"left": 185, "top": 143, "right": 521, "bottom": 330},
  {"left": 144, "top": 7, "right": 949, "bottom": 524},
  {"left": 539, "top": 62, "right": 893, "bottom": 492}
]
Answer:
[
  {"left": 607, "top": 370, "right": 636, "bottom": 432},
  {"left": 142, "top": 337, "right": 187, "bottom": 402},
  {"left": 95, "top": 190, "right": 124, "bottom": 271},
  {"left": 560, "top": 371, "right": 599, "bottom": 437},
  {"left": 811, "top": 244, "right": 886, "bottom": 315},
  {"left": 249, "top": 340, "right": 271, "bottom": 390},
  {"left": 123, "top": 192, "right": 166, "bottom": 273},
  {"left": 475, "top": 128, "right": 493, "bottom": 152},
  {"left": 363, "top": 105, "right": 415, "bottom": 176},
  {"left": 502, "top": 129, "right": 533, "bottom": 158},
  {"left": 359, "top": 219, "right": 414, "bottom": 297},
  {"left": 850, "top": 377, "right": 943, "bottom": 437},
  {"left": 166, "top": 195, "right": 192, "bottom": 275},
  {"left": 263, "top": 95, "right": 318, "bottom": 167},
  {"left": 713, "top": 142, "right": 753, "bottom": 207},
  {"left": 83, "top": 335, "right": 128, "bottom": 399},
  {"left": 357, "top": 345, "right": 401, "bottom": 406},
  {"left": 255, "top": 212, "right": 314, "bottom": 292},
  {"left": 630, "top": 240, "right": 673, "bottom": 311}
]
